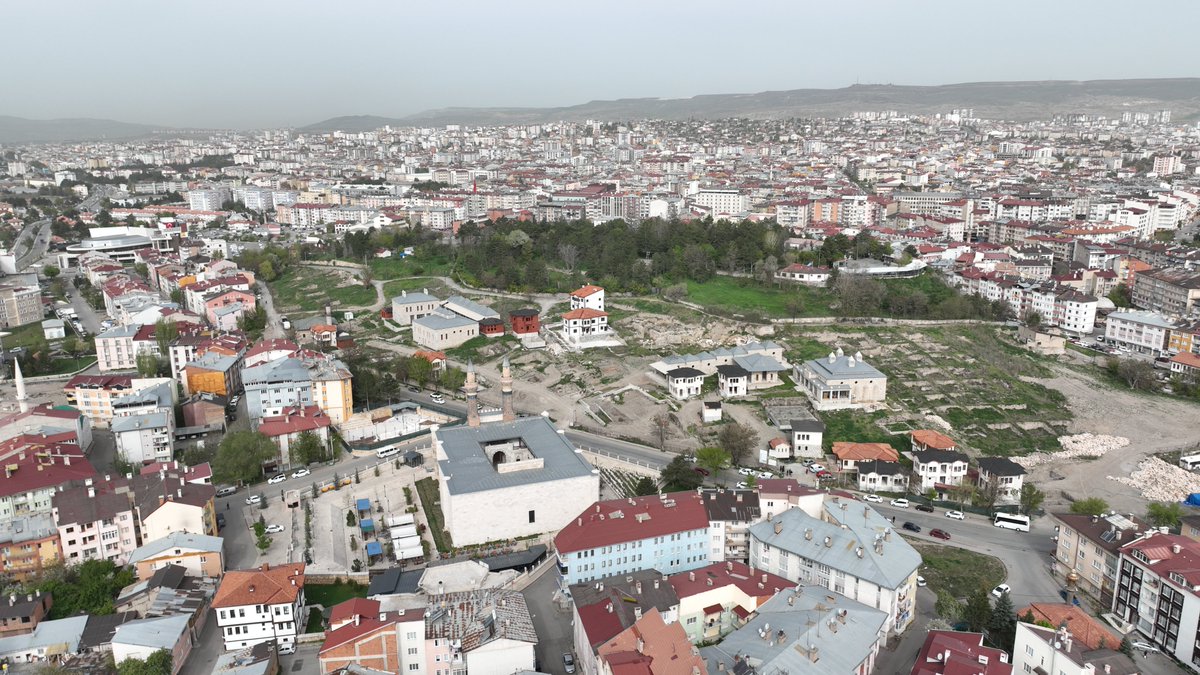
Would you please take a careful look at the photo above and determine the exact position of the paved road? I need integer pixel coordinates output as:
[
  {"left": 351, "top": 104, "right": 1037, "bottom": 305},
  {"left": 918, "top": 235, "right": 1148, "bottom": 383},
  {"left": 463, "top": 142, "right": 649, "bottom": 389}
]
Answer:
[
  {"left": 13, "top": 218, "right": 51, "bottom": 271},
  {"left": 522, "top": 562, "right": 574, "bottom": 675},
  {"left": 64, "top": 271, "right": 105, "bottom": 333},
  {"left": 869, "top": 502, "right": 1062, "bottom": 605},
  {"left": 257, "top": 280, "right": 285, "bottom": 340}
]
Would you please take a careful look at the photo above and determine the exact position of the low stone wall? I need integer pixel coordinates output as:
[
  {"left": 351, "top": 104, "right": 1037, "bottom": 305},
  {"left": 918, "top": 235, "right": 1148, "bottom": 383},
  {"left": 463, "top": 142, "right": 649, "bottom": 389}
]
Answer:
[{"left": 305, "top": 572, "right": 370, "bottom": 585}]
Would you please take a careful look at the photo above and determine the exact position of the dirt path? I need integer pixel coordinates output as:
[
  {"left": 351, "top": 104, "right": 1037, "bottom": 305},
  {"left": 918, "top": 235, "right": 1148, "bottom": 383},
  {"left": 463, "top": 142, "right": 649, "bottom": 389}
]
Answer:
[{"left": 1028, "top": 365, "right": 1200, "bottom": 513}]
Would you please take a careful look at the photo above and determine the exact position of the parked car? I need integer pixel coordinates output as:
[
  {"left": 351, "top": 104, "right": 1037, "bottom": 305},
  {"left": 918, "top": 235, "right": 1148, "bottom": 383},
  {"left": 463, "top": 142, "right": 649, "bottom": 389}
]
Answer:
[
  {"left": 945, "top": 510, "right": 965, "bottom": 520},
  {"left": 429, "top": 392, "right": 445, "bottom": 404},
  {"left": 738, "top": 467, "right": 755, "bottom": 476},
  {"left": 245, "top": 494, "right": 262, "bottom": 505},
  {"left": 890, "top": 498, "right": 910, "bottom": 508},
  {"left": 267, "top": 474, "right": 287, "bottom": 485},
  {"left": 902, "top": 521, "right": 921, "bottom": 532},
  {"left": 916, "top": 575, "right": 927, "bottom": 587},
  {"left": 991, "top": 583, "right": 1011, "bottom": 598},
  {"left": 930, "top": 528, "right": 951, "bottom": 540},
  {"left": 216, "top": 513, "right": 226, "bottom": 529},
  {"left": 693, "top": 467, "right": 710, "bottom": 477},
  {"left": 1131, "top": 641, "right": 1159, "bottom": 653},
  {"left": 407, "top": 385, "right": 420, "bottom": 393},
  {"left": 562, "top": 653, "right": 576, "bottom": 674},
  {"left": 277, "top": 644, "right": 296, "bottom": 656},
  {"left": 265, "top": 524, "right": 285, "bottom": 534},
  {"left": 756, "top": 471, "right": 773, "bottom": 479},
  {"left": 216, "top": 485, "right": 238, "bottom": 497},
  {"left": 915, "top": 503, "right": 935, "bottom": 513},
  {"left": 815, "top": 470, "right": 833, "bottom": 480},
  {"left": 808, "top": 463, "right": 826, "bottom": 474},
  {"left": 863, "top": 494, "right": 883, "bottom": 503},
  {"left": 291, "top": 468, "right": 311, "bottom": 479}
]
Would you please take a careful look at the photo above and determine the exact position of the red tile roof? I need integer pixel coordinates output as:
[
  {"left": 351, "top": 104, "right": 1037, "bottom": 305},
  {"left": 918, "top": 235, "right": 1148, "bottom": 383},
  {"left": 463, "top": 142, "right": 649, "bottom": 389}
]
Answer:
[
  {"left": 1121, "top": 533, "right": 1200, "bottom": 589},
  {"left": 1017, "top": 603, "right": 1119, "bottom": 651},
  {"left": 912, "top": 631, "right": 1013, "bottom": 675},
  {"left": 667, "top": 561, "right": 791, "bottom": 600},
  {"left": 569, "top": 285, "right": 604, "bottom": 298},
  {"left": 911, "top": 429, "right": 957, "bottom": 450},
  {"left": 0, "top": 445, "right": 95, "bottom": 499},
  {"left": 329, "top": 597, "right": 380, "bottom": 627},
  {"left": 555, "top": 492, "right": 709, "bottom": 555},
  {"left": 562, "top": 308, "right": 608, "bottom": 321},
  {"left": 212, "top": 563, "right": 306, "bottom": 608},
  {"left": 577, "top": 599, "right": 626, "bottom": 648},
  {"left": 832, "top": 442, "right": 899, "bottom": 462},
  {"left": 257, "top": 406, "right": 331, "bottom": 437}
]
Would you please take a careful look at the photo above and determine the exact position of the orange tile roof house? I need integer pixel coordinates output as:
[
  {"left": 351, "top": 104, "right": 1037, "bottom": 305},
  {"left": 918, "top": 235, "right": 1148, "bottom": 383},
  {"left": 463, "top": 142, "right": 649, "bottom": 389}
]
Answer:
[
  {"left": 910, "top": 429, "right": 956, "bottom": 452},
  {"left": 1017, "top": 603, "right": 1120, "bottom": 651},
  {"left": 212, "top": 563, "right": 305, "bottom": 650},
  {"left": 597, "top": 608, "right": 704, "bottom": 675},
  {"left": 831, "top": 441, "right": 899, "bottom": 473}
]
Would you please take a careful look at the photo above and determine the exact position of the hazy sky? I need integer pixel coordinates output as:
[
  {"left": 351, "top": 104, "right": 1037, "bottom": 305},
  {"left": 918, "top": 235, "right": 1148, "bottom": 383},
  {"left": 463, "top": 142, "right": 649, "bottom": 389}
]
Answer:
[{"left": 4, "top": 0, "right": 1197, "bottom": 129}]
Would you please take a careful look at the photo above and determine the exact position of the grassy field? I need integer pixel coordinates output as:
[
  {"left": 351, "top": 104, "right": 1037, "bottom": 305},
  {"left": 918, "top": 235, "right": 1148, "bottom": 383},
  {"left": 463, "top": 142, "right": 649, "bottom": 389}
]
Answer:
[
  {"left": 382, "top": 277, "right": 452, "bottom": 300},
  {"left": 684, "top": 277, "right": 834, "bottom": 319},
  {"left": 368, "top": 254, "right": 453, "bottom": 280},
  {"left": 270, "top": 269, "right": 377, "bottom": 312},
  {"left": 912, "top": 543, "right": 1006, "bottom": 599},
  {"left": 415, "top": 478, "right": 452, "bottom": 553},
  {"left": 793, "top": 324, "right": 1070, "bottom": 456},
  {"left": 818, "top": 410, "right": 901, "bottom": 451},
  {"left": 45, "top": 356, "right": 97, "bottom": 375},
  {"left": 304, "top": 580, "right": 367, "bottom": 608},
  {"left": 5, "top": 321, "right": 54, "bottom": 349},
  {"left": 305, "top": 607, "right": 325, "bottom": 633}
]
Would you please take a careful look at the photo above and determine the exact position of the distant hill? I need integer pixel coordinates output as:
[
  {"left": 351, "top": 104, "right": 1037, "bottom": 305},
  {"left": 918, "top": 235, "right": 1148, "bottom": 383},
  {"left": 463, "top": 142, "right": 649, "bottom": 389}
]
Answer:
[
  {"left": 0, "top": 116, "right": 170, "bottom": 144},
  {"left": 299, "top": 115, "right": 411, "bottom": 133},
  {"left": 303, "top": 78, "right": 1200, "bottom": 130}
]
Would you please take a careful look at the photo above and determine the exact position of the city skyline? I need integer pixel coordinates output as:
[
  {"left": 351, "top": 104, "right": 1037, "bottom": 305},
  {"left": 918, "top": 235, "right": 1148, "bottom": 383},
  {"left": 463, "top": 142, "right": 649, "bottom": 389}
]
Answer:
[{"left": 4, "top": 0, "right": 1197, "bottom": 129}]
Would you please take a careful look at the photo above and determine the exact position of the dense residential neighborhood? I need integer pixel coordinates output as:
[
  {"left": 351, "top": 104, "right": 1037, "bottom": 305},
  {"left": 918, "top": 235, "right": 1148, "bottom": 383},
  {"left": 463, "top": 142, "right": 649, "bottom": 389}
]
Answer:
[{"left": 1, "top": 91, "right": 1200, "bottom": 675}]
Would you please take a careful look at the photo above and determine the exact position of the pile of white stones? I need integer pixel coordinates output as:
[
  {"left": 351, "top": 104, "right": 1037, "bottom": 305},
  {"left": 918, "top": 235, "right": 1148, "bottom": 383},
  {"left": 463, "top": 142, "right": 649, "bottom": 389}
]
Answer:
[
  {"left": 1109, "top": 457, "right": 1200, "bottom": 502},
  {"left": 1014, "top": 433, "right": 1130, "bottom": 468}
]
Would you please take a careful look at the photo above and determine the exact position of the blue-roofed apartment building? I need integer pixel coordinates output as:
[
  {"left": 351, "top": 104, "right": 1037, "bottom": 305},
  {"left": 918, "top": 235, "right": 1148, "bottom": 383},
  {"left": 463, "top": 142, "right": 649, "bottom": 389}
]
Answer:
[{"left": 749, "top": 497, "right": 920, "bottom": 635}]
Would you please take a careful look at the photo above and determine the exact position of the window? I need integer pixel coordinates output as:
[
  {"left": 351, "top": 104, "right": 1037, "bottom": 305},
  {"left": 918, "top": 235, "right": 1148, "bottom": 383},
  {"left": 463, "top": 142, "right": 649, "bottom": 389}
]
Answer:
[
  {"left": 528, "top": 510, "right": 535, "bottom": 524},
  {"left": 408, "top": 664, "right": 420, "bottom": 671},
  {"left": 408, "top": 647, "right": 418, "bottom": 655}
]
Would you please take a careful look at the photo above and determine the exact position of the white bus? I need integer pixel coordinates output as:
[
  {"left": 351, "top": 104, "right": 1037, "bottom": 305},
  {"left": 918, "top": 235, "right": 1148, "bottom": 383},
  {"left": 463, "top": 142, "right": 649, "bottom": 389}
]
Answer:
[{"left": 994, "top": 512, "right": 1030, "bottom": 532}]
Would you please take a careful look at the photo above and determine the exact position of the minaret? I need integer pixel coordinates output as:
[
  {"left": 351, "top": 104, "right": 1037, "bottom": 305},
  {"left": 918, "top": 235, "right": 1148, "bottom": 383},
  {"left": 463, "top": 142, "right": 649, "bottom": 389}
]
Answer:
[
  {"left": 464, "top": 360, "right": 480, "bottom": 428},
  {"left": 500, "top": 357, "right": 515, "bottom": 422},
  {"left": 14, "top": 359, "right": 27, "bottom": 413}
]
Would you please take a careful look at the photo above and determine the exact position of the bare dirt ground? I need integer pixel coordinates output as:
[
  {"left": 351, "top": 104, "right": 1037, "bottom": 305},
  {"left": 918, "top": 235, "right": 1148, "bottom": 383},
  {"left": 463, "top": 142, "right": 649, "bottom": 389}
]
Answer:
[{"left": 1027, "top": 365, "right": 1200, "bottom": 513}]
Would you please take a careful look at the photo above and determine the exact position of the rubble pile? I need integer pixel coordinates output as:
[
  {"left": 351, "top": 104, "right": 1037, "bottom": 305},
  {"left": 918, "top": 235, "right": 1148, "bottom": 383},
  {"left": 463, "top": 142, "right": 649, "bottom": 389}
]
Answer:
[
  {"left": 1108, "top": 457, "right": 1200, "bottom": 502},
  {"left": 1014, "top": 433, "right": 1130, "bottom": 468}
]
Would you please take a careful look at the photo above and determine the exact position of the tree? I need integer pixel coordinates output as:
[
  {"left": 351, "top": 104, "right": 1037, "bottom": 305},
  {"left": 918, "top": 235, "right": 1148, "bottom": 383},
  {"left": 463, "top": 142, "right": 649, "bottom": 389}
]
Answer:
[
  {"left": 136, "top": 353, "right": 165, "bottom": 378},
  {"left": 633, "top": 477, "right": 658, "bottom": 496},
  {"left": 347, "top": 510, "right": 357, "bottom": 526},
  {"left": 154, "top": 319, "right": 178, "bottom": 354},
  {"left": 1109, "top": 358, "right": 1156, "bottom": 391},
  {"left": 290, "top": 431, "right": 325, "bottom": 466},
  {"left": 1019, "top": 484, "right": 1045, "bottom": 516},
  {"left": 35, "top": 559, "right": 136, "bottom": 619},
  {"left": 133, "top": 262, "right": 149, "bottom": 278},
  {"left": 407, "top": 356, "right": 433, "bottom": 388},
  {"left": 717, "top": 422, "right": 758, "bottom": 466},
  {"left": 117, "top": 649, "right": 172, "bottom": 675},
  {"left": 213, "top": 431, "right": 277, "bottom": 485},
  {"left": 42, "top": 265, "right": 60, "bottom": 279},
  {"left": 963, "top": 587, "right": 993, "bottom": 633},
  {"left": 660, "top": 455, "right": 703, "bottom": 492},
  {"left": 1147, "top": 502, "right": 1185, "bottom": 529},
  {"left": 988, "top": 588, "right": 1017, "bottom": 651},
  {"left": 1119, "top": 634, "right": 1134, "bottom": 657},
  {"left": 935, "top": 589, "right": 961, "bottom": 622},
  {"left": 1070, "top": 497, "right": 1109, "bottom": 516},
  {"left": 1023, "top": 311, "right": 1042, "bottom": 329},
  {"left": 696, "top": 446, "right": 732, "bottom": 475}
]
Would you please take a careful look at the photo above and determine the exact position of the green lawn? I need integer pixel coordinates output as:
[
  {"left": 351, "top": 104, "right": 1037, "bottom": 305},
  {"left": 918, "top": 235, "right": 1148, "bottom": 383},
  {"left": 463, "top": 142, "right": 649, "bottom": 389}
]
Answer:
[
  {"left": 304, "top": 580, "right": 367, "bottom": 608},
  {"left": 684, "top": 277, "right": 834, "bottom": 319},
  {"left": 368, "top": 255, "right": 453, "bottom": 280},
  {"left": 382, "top": 277, "right": 452, "bottom": 300},
  {"left": 818, "top": 409, "right": 899, "bottom": 451},
  {"left": 46, "top": 356, "right": 96, "bottom": 375},
  {"left": 270, "top": 269, "right": 377, "bottom": 312},
  {"left": 4, "top": 321, "right": 53, "bottom": 349},
  {"left": 415, "top": 478, "right": 453, "bottom": 553},
  {"left": 912, "top": 543, "right": 1006, "bottom": 599}
]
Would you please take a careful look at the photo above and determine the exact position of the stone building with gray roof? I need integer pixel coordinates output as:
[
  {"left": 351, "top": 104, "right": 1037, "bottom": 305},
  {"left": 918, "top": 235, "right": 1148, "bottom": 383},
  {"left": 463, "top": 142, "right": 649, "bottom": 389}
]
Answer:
[
  {"left": 794, "top": 347, "right": 887, "bottom": 410},
  {"left": 748, "top": 497, "right": 920, "bottom": 635},
  {"left": 699, "top": 585, "right": 888, "bottom": 675},
  {"left": 433, "top": 415, "right": 599, "bottom": 547}
]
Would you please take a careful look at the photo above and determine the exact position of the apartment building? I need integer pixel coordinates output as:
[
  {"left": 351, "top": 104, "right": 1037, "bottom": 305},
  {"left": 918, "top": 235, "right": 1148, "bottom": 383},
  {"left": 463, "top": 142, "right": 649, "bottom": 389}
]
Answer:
[
  {"left": 1132, "top": 268, "right": 1200, "bottom": 316},
  {"left": 1052, "top": 511, "right": 1148, "bottom": 605},
  {"left": 1113, "top": 533, "right": 1200, "bottom": 669},
  {"left": 52, "top": 479, "right": 139, "bottom": 565},
  {"left": 749, "top": 498, "right": 921, "bottom": 634},
  {"left": 316, "top": 601, "right": 427, "bottom": 674},
  {"left": 911, "top": 449, "right": 970, "bottom": 494},
  {"left": 555, "top": 492, "right": 710, "bottom": 586},
  {"left": 1105, "top": 310, "right": 1177, "bottom": 355},
  {"left": 0, "top": 284, "right": 42, "bottom": 328},
  {"left": 96, "top": 325, "right": 143, "bottom": 372}
]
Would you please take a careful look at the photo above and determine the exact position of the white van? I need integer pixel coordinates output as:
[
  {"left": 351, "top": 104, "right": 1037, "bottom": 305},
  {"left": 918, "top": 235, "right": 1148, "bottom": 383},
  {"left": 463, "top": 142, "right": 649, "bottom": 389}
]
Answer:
[{"left": 377, "top": 447, "right": 401, "bottom": 459}]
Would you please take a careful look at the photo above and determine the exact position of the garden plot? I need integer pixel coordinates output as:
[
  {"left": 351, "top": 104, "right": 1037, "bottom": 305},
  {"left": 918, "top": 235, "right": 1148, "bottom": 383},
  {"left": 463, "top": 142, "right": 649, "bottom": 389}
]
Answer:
[
  {"left": 788, "top": 324, "right": 1072, "bottom": 456},
  {"left": 271, "top": 268, "right": 377, "bottom": 313}
]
